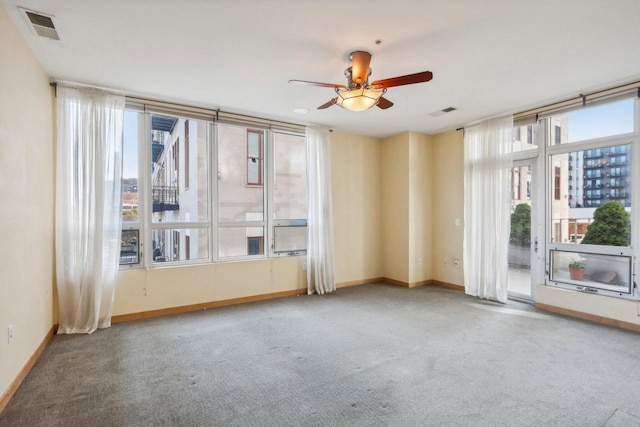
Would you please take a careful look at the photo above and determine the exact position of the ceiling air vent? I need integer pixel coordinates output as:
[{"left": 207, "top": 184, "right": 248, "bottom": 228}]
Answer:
[
  {"left": 19, "top": 7, "right": 61, "bottom": 40},
  {"left": 430, "top": 107, "right": 457, "bottom": 117}
]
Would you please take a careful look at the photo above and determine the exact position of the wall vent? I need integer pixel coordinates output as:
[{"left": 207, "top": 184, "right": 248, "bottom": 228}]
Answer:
[{"left": 19, "top": 7, "right": 61, "bottom": 40}]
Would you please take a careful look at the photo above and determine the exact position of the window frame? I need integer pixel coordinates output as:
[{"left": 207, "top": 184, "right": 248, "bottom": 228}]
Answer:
[
  {"left": 246, "top": 129, "right": 264, "bottom": 186},
  {"left": 146, "top": 112, "right": 212, "bottom": 267},
  {"left": 269, "top": 130, "right": 308, "bottom": 257},
  {"left": 119, "top": 104, "right": 308, "bottom": 269},
  {"left": 544, "top": 95, "right": 639, "bottom": 299},
  {"left": 119, "top": 108, "right": 145, "bottom": 268}
]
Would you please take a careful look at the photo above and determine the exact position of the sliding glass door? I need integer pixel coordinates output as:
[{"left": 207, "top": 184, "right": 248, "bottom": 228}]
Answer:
[{"left": 508, "top": 159, "right": 537, "bottom": 299}]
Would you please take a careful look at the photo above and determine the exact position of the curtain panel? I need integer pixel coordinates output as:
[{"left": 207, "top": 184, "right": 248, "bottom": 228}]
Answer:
[
  {"left": 55, "top": 84, "right": 125, "bottom": 334},
  {"left": 463, "top": 115, "right": 513, "bottom": 303},
  {"left": 306, "top": 126, "right": 335, "bottom": 295}
]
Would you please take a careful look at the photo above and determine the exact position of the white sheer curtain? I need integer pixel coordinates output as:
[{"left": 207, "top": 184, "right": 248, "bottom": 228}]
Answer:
[
  {"left": 306, "top": 125, "right": 335, "bottom": 295},
  {"left": 463, "top": 115, "right": 513, "bottom": 303},
  {"left": 56, "top": 84, "right": 125, "bottom": 334}
]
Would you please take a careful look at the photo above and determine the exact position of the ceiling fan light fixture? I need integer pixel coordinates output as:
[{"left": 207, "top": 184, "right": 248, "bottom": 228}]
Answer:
[{"left": 334, "top": 87, "right": 385, "bottom": 112}]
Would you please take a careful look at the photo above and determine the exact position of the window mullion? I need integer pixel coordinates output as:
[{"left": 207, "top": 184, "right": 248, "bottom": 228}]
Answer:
[
  {"left": 266, "top": 130, "right": 274, "bottom": 257},
  {"left": 211, "top": 122, "right": 218, "bottom": 262}
]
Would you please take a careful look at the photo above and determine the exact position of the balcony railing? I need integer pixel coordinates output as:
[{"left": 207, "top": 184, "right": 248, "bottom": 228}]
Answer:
[{"left": 152, "top": 186, "right": 179, "bottom": 212}]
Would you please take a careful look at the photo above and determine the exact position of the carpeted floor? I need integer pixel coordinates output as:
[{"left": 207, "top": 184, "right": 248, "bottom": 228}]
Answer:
[{"left": 2, "top": 284, "right": 640, "bottom": 426}]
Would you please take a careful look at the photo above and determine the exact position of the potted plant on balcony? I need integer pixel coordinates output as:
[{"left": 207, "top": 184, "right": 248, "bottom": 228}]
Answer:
[{"left": 569, "top": 257, "right": 586, "bottom": 280}]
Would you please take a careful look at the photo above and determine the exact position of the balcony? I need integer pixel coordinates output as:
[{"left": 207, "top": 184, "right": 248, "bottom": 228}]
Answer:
[
  {"left": 583, "top": 163, "right": 603, "bottom": 169},
  {"left": 152, "top": 186, "right": 179, "bottom": 212},
  {"left": 583, "top": 150, "right": 603, "bottom": 159},
  {"left": 151, "top": 115, "right": 178, "bottom": 164}
]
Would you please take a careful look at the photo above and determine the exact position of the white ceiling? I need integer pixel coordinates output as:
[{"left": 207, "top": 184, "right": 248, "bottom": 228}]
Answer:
[{"left": 4, "top": 0, "right": 640, "bottom": 138}]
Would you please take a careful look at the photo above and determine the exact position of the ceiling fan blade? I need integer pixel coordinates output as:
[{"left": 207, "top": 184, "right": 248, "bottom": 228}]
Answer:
[
  {"left": 317, "top": 98, "right": 337, "bottom": 109},
  {"left": 350, "top": 51, "right": 372, "bottom": 85},
  {"left": 376, "top": 96, "right": 394, "bottom": 109},
  {"left": 289, "top": 79, "right": 347, "bottom": 89},
  {"left": 370, "top": 71, "right": 433, "bottom": 89}
]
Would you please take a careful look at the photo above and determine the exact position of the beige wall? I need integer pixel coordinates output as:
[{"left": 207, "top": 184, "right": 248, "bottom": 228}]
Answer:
[
  {"left": 380, "top": 131, "right": 436, "bottom": 285},
  {"left": 381, "top": 133, "right": 411, "bottom": 282},
  {"left": 331, "top": 131, "right": 383, "bottom": 284},
  {"left": 0, "top": 7, "right": 55, "bottom": 399},
  {"left": 537, "top": 285, "right": 640, "bottom": 328},
  {"left": 114, "top": 257, "right": 306, "bottom": 315},
  {"left": 408, "top": 132, "right": 434, "bottom": 284},
  {"left": 431, "top": 130, "right": 464, "bottom": 286}
]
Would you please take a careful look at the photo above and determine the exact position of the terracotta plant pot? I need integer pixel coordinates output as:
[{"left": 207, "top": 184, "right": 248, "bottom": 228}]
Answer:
[{"left": 569, "top": 267, "right": 585, "bottom": 281}]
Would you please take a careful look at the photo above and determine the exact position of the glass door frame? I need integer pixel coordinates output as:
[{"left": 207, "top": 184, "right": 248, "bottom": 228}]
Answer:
[{"left": 509, "top": 153, "right": 544, "bottom": 301}]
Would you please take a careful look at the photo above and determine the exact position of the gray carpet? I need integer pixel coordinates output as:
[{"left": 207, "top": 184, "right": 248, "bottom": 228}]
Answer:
[{"left": 2, "top": 284, "right": 640, "bottom": 427}]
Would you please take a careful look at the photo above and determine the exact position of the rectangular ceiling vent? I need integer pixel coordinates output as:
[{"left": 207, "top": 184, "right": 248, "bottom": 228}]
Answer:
[
  {"left": 19, "top": 7, "right": 61, "bottom": 40},
  {"left": 430, "top": 107, "right": 457, "bottom": 117}
]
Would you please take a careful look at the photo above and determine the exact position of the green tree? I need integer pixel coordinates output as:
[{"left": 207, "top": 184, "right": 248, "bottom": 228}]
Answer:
[
  {"left": 581, "top": 201, "right": 630, "bottom": 246},
  {"left": 510, "top": 203, "right": 531, "bottom": 246}
]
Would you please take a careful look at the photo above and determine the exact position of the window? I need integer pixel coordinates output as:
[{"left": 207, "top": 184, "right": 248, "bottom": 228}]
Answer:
[
  {"left": 549, "top": 250, "right": 633, "bottom": 294},
  {"left": 150, "top": 113, "right": 210, "bottom": 263},
  {"left": 550, "top": 98, "right": 634, "bottom": 145},
  {"left": 247, "top": 129, "right": 263, "bottom": 186},
  {"left": 549, "top": 143, "right": 631, "bottom": 245},
  {"left": 120, "top": 110, "right": 142, "bottom": 266},
  {"left": 272, "top": 131, "right": 308, "bottom": 254},
  {"left": 120, "top": 105, "right": 307, "bottom": 268},
  {"left": 527, "top": 125, "right": 533, "bottom": 144},
  {"left": 218, "top": 124, "right": 266, "bottom": 258},
  {"left": 247, "top": 237, "right": 264, "bottom": 255},
  {"left": 545, "top": 96, "right": 637, "bottom": 299},
  {"left": 554, "top": 126, "right": 562, "bottom": 145}
]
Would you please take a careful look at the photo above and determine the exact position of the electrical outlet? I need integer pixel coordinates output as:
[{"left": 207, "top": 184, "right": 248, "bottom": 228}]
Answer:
[
  {"left": 418, "top": 257, "right": 423, "bottom": 266},
  {"left": 8, "top": 325, "right": 13, "bottom": 344},
  {"left": 453, "top": 259, "right": 460, "bottom": 268},
  {"left": 444, "top": 259, "right": 449, "bottom": 265}
]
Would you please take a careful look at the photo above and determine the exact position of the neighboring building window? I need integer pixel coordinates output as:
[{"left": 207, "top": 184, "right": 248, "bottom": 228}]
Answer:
[
  {"left": 527, "top": 125, "right": 533, "bottom": 144},
  {"left": 554, "top": 167, "right": 561, "bottom": 200},
  {"left": 554, "top": 125, "right": 561, "bottom": 145},
  {"left": 513, "top": 168, "right": 520, "bottom": 200},
  {"left": 247, "top": 237, "right": 264, "bottom": 255},
  {"left": 247, "top": 129, "right": 263, "bottom": 185}
]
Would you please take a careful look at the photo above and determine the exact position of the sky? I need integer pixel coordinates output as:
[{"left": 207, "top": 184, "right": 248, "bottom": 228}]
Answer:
[
  {"left": 123, "top": 110, "right": 138, "bottom": 179},
  {"left": 568, "top": 98, "right": 634, "bottom": 142}
]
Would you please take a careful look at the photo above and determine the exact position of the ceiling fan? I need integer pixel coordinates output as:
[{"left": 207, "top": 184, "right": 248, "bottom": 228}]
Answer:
[{"left": 289, "top": 51, "right": 433, "bottom": 112}]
